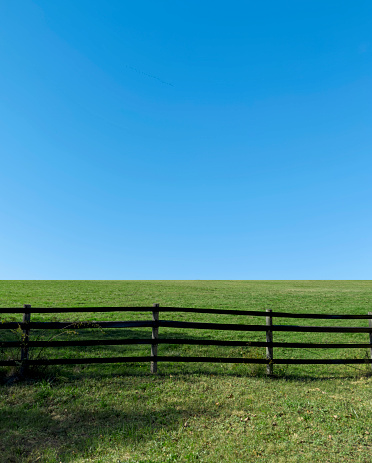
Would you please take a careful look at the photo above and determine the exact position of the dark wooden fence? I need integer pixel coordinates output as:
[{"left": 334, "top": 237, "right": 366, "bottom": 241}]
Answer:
[{"left": 1, "top": 304, "right": 372, "bottom": 375}]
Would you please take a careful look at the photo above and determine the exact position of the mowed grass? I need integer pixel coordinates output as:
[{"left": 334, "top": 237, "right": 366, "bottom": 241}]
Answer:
[{"left": 0, "top": 280, "right": 372, "bottom": 462}]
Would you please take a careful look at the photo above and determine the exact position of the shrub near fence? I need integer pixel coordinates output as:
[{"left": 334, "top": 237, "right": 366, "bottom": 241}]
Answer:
[{"left": 1, "top": 304, "right": 372, "bottom": 376}]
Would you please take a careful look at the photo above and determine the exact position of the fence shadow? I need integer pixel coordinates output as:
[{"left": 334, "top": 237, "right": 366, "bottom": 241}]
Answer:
[{"left": 0, "top": 375, "right": 233, "bottom": 463}]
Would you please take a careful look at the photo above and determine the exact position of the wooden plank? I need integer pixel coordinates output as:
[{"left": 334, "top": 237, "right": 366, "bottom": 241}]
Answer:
[
  {"left": 0, "top": 320, "right": 154, "bottom": 330},
  {"left": 1, "top": 339, "right": 372, "bottom": 348},
  {"left": 1, "top": 320, "right": 371, "bottom": 333},
  {"left": 1, "top": 306, "right": 372, "bottom": 319},
  {"left": 266, "top": 309, "right": 273, "bottom": 375},
  {"left": 0, "top": 307, "right": 267, "bottom": 316},
  {"left": 19, "top": 305, "right": 31, "bottom": 376},
  {"left": 151, "top": 304, "right": 159, "bottom": 373},
  {"left": 0, "top": 307, "right": 156, "bottom": 314},
  {"left": 0, "top": 357, "right": 155, "bottom": 366},
  {"left": 158, "top": 320, "right": 372, "bottom": 333},
  {"left": 153, "top": 357, "right": 372, "bottom": 365},
  {"left": 157, "top": 310, "right": 372, "bottom": 320},
  {"left": 1, "top": 319, "right": 371, "bottom": 333},
  {"left": 1, "top": 356, "right": 372, "bottom": 367}
]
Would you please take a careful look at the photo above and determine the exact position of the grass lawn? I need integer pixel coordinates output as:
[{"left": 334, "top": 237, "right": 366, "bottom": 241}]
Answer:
[{"left": 0, "top": 280, "right": 371, "bottom": 462}]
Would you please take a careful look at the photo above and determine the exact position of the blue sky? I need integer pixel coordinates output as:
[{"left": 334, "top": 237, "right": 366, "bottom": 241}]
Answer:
[{"left": 1, "top": 1, "right": 371, "bottom": 279}]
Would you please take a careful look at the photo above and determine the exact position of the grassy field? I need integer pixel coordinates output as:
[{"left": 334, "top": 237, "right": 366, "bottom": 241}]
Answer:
[{"left": 0, "top": 280, "right": 372, "bottom": 462}]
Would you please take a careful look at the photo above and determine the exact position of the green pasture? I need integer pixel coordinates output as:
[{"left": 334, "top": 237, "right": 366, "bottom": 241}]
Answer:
[{"left": 0, "top": 280, "right": 371, "bottom": 462}]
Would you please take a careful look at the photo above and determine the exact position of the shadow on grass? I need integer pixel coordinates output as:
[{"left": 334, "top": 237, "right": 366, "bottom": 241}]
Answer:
[
  {"left": 0, "top": 372, "right": 234, "bottom": 463},
  {"left": 1, "top": 402, "right": 193, "bottom": 462},
  {"left": 1, "top": 361, "right": 371, "bottom": 462}
]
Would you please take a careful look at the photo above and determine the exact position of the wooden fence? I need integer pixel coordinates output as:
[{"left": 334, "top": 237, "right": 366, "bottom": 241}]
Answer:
[{"left": 1, "top": 304, "right": 372, "bottom": 376}]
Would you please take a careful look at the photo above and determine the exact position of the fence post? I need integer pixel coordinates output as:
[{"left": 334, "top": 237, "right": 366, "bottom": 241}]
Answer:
[
  {"left": 20, "top": 304, "right": 31, "bottom": 376},
  {"left": 151, "top": 304, "right": 159, "bottom": 374},
  {"left": 368, "top": 312, "right": 372, "bottom": 372},
  {"left": 266, "top": 309, "right": 273, "bottom": 376}
]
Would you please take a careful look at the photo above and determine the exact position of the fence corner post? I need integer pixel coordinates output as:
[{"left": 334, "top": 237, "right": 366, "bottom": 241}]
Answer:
[
  {"left": 266, "top": 309, "right": 273, "bottom": 376},
  {"left": 368, "top": 312, "right": 372, "bottom": 372},
  {"left": 151, "top": 304, "right": 159, "bottom": 374},
  {"left": 20, "top": 304, "right": 31, "bottom": 377}
]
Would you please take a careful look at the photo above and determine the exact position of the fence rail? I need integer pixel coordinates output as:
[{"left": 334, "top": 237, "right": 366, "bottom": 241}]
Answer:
[
  {"left": 1, "top": 306, "right": 372, "bottom": 318},
  {"left": 1, "top": 304, "right": 372, "bottom": 375},
  {"left": 2, "top": 320, "right": 372, "bottom": 333}
]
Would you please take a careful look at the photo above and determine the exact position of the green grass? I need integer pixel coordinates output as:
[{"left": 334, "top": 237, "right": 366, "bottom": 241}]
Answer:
[{"left": 0, "top": 280, "right": 372, "bottom": 462}]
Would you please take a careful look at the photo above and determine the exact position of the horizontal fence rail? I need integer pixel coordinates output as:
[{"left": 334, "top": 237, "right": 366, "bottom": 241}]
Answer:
[
  {"left": 2, "top": 340, "right": 372, "bottom": 349},
  {"left": 1, "top": 320, "right": 371, "bottom": 333},
  {"left": 1, "top": 357, "right": 371, "bottom": 367},
  {"left": 1, "top": 306, "right": 372, "bottom": 318},
  {"left": 1, "top": 305, "right": 372, "bottom": 375},
  {"left": 0, "top": 321, "right": 154, "bottom": 330}
]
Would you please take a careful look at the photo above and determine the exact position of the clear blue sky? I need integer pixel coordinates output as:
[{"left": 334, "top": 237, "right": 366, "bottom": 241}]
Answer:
[{"left": 1, "top": 1, "right": 371, "bottom": 279}]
